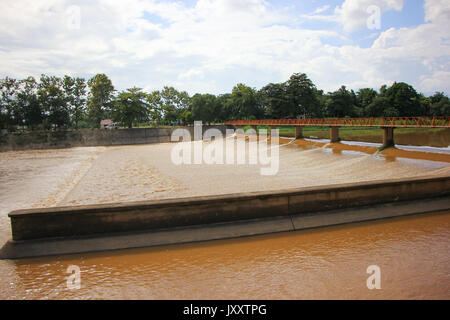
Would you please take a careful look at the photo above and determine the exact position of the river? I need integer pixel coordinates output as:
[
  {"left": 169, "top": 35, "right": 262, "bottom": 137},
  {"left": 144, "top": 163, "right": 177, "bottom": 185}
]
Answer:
[{"left": 0, "top": 138, "right": 449, "bottom": 299}]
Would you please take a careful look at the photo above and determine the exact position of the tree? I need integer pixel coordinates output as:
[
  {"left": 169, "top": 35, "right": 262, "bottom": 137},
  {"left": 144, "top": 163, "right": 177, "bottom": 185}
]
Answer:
[
  {"left": 260, "top": 73, "right": 320, "bottom": 119},
  {"left": 429, "top": 92, "right": 450, "bottom": 116},
  {"left": 216, "top": 93, "right": 232, "bottom": 122},
  {"left": 384, "top": 82, "right": 424, "bottom": 116},
  {"left": 87, "top": 74, "right": 115, "bottom": 127},
  {"left": 228, "top": 84, "right": 263, "bottom": 120},
  {"left": 180, "top": 109, "right": 193, "bottom": 124},
  {"left": 323, "top": 86, "right": 357, "bottom": 117},
  {"left": 38, "top": 75, "right": 70, "bottom": 129},
  {"left": 190, "top": 93, "right": 218, "bottom": 124},
  {"left": 379, "top": 84, "right": 388, "bottom": 96},
  {"left": 1, "top": 71, "right": 447, "bottom": 132},
  {"left": 112, "top": 87, "right": 148, "bottom": 128},
  {"left": 146, "top": 87, "right": 191, "bottom": 125},
  {"left": 0, "top": 77, "right": 19, "bottom": 129},
  {"left": 260, "top": 83, "right": 288, "bottom": 118},
  {"left": 365, "top": 97, "right": 390, "bottom": 117},
  {"left": 356, "top": 88, "right": 378, "bottom": 116},
  {"left": 286, "top": 73, "right": 319, "bottom": 118},
  {"left": 63, "top": 76, "right": 87, "bottom": 129},
  {"left": 159, "top": 86, "right": 190, "bottom": 124},
  {"left": 17, "top": 77, "right": 42, "bottom": 130},
  {"left": 147, "top": 90, "right": 163, "bottom": 124},
  {"left": 313, "top": 88, "right": 326, "bottom": 118}
]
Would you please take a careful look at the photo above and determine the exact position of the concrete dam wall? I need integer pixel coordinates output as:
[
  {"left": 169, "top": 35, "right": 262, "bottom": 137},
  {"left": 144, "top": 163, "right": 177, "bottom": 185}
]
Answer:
[
  {"left": 1, "top": 175, "right": 449, "bottom": 259},
  {"left": 0, "top": 125, "right": 232, "bottom": 152}
]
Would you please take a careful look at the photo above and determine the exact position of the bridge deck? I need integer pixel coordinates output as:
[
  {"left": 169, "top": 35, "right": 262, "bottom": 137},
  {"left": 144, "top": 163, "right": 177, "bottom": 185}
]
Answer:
[{"left": 226, "top": 117, "right": 450, "bottom": 128}]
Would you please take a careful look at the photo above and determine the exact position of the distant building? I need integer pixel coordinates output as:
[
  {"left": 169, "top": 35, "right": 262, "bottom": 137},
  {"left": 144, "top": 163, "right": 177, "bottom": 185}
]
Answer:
[{"left": 100, "top": 119, "right": 117, "bottom": 129}]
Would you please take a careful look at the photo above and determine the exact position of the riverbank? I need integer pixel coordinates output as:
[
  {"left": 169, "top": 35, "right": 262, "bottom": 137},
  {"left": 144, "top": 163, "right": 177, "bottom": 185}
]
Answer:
[{"left": 0, "top": 125, "right": 231, "bottom": 152}]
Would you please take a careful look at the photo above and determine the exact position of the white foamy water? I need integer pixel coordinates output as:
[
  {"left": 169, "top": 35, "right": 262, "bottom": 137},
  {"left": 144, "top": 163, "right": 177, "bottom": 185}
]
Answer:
[{"left": 1, "top": 139, "right": 449, "bottom": 214}]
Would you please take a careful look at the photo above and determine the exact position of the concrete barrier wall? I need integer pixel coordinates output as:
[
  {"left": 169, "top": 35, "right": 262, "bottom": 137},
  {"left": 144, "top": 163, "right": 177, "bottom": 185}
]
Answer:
[
  {"left": 0, "top": 125, "right": 233, "bottom": 152},
  {"left": 9, "top": 175, "right": 450, "bottom": 241}
]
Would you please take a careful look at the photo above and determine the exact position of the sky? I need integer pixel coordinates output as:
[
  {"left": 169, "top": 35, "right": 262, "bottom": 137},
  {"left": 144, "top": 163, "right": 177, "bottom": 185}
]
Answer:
[{"left": 0, "top": 0, "right": 449, "bottom": 96}]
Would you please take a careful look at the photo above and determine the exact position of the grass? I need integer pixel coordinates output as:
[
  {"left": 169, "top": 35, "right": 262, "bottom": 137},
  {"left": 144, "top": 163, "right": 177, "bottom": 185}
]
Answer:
[{"left": 242, "top": 125, "right": 448, "bottom": 140}]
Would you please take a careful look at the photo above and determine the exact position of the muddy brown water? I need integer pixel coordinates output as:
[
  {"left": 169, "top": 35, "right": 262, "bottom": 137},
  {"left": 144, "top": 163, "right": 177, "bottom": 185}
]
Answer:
[
  {"left": 0, "top": 138, "right": 449, "bottom": 299},
  {"left": 296, "top": 128, "right": 450, "bottom": 148}
]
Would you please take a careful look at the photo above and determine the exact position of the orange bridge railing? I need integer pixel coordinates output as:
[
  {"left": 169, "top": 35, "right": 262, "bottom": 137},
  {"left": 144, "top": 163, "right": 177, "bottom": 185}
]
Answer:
[{"left": 225, "top": 117, "right": 450, "bottom": 128}]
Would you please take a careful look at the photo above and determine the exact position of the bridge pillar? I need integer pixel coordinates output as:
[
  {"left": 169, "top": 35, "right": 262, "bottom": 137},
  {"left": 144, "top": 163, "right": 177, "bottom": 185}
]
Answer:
[
  {"left": 382, "top": 127, "right": 395, "bottom": 149},
  {"left": 330, "top": 126, "right": 340, "bottom": 143},
  {"left": 270, "top": 125, "right": 278, "bottom": 136},
  {"left": 295, "top": 126, "right": 303, "bottom": 139},
  {"left": 233, "top": 125, "right": 243, "bottom": 139}
]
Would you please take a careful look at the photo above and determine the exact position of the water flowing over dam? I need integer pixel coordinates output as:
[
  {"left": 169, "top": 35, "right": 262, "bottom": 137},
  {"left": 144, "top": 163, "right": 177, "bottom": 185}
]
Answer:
[{"left": 0, "top": 137, "right": 449, "bottom": 299}]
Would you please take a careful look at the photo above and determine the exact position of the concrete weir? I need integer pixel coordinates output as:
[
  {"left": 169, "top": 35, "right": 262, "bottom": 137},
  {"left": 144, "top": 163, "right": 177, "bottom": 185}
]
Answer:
[{"left": 1, "top": 176, "right": 450, "bottom": 259}]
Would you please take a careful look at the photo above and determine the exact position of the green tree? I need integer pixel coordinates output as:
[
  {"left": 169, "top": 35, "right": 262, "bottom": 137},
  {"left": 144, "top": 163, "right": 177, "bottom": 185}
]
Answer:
[
  {"left": 17, "top": 77, "right": 42, "bottom": 130},
  {"left": 286, "top": 73, "right": 319, "bottom": 118},
  {"left": 356, "top": 88, "right": 378, "bottom": 116},
  {"left": 260, "top": 73, "right": 320, "bottom": 119},
  {"left": 379, "top": 84, "right": 388, "bottom": 96},
  {"left": 159, "top": 86, "right": 190, "bottom": 124},
  {"left": 87, "top": 74, "right": 115, "bottom": 128},
  {"left": 365, "top": 97, "right": 391, "bottom": 117},
  {"left": 384, "top": 82, "right": 424, "bottom": 116},
  {"left": 260, "top": 82, "right": 288, "bottom": 119},
  {"left": 146, "top": 90, "right": 164, "bottom": 124},
  {"left": 38, "top": 75, "right": 70, "bottom": 129},
  {"left": 229, "top": 84, "right": 263, "bottom": 120},
  {"left": 0, "top": 77, "right": 19, "bottom": 129},
  {"left": 112, "top": 87, "right": 149, "bottom": 128},
  {"left": 180, "top": 109, "right": 193, "bottom": 124},
  {"left": 429, "top": 92, "right": 450, "bottom": 116},
  {"left": 216, "top": 93, "right": 232, "bottom": 122},
  {"left": 313, "top": 88, "right": 325, "bottom": 118},
  {"left": 190, "top": 93, "right": 218, "bottom": 124},
  {"left": 324, "top": 86, "right": 357, "bottom": 117},
  {"left": 63, "top": 76, "right": 87, "bottom": 129}
]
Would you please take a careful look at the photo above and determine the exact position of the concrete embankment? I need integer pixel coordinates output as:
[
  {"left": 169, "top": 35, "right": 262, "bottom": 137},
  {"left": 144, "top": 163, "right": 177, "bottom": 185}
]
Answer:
[
  {"left": 0, "top": 125, "right": 231, "bottom": 152},
  {"left": 1, "top": 175, "right": 449, "bottom": 259}
]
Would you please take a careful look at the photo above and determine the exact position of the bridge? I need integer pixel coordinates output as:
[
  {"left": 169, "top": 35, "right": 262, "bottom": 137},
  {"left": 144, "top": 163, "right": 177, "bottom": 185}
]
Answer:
[{"left": 225, "top": 117, "right": 450, "bottom": 149}]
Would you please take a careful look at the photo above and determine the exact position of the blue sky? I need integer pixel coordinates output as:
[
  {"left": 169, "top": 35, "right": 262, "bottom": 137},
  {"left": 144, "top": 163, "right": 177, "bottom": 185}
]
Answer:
[{"left": 0, "top": 0, "right": 448, "bottom": 95}]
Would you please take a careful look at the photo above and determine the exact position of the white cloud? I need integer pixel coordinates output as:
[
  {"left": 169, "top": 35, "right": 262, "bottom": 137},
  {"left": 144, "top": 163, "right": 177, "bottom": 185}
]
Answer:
[
  {"left": 0, "top": 0, "right": 448, "bottom": 96},
  {"left": 420, "top": 70, "right": 450, "bottom": 93},
  {"left": 425, "top": 0, "right": 450, "bottom": 22},
  {"left": 312, "top": 5, "right": 331, "bottom": 15},
  {"left": 302, "top": 0, "right": 405, "bottom": 32},
  {"left": 335, "top": 0, "right": 404, "bottom": 31}
]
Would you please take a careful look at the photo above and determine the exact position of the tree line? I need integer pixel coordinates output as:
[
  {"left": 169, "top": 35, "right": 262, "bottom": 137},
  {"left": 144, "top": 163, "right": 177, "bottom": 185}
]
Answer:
[{"left": 1, "top": 72, "right": 449, "bottom": 131}]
